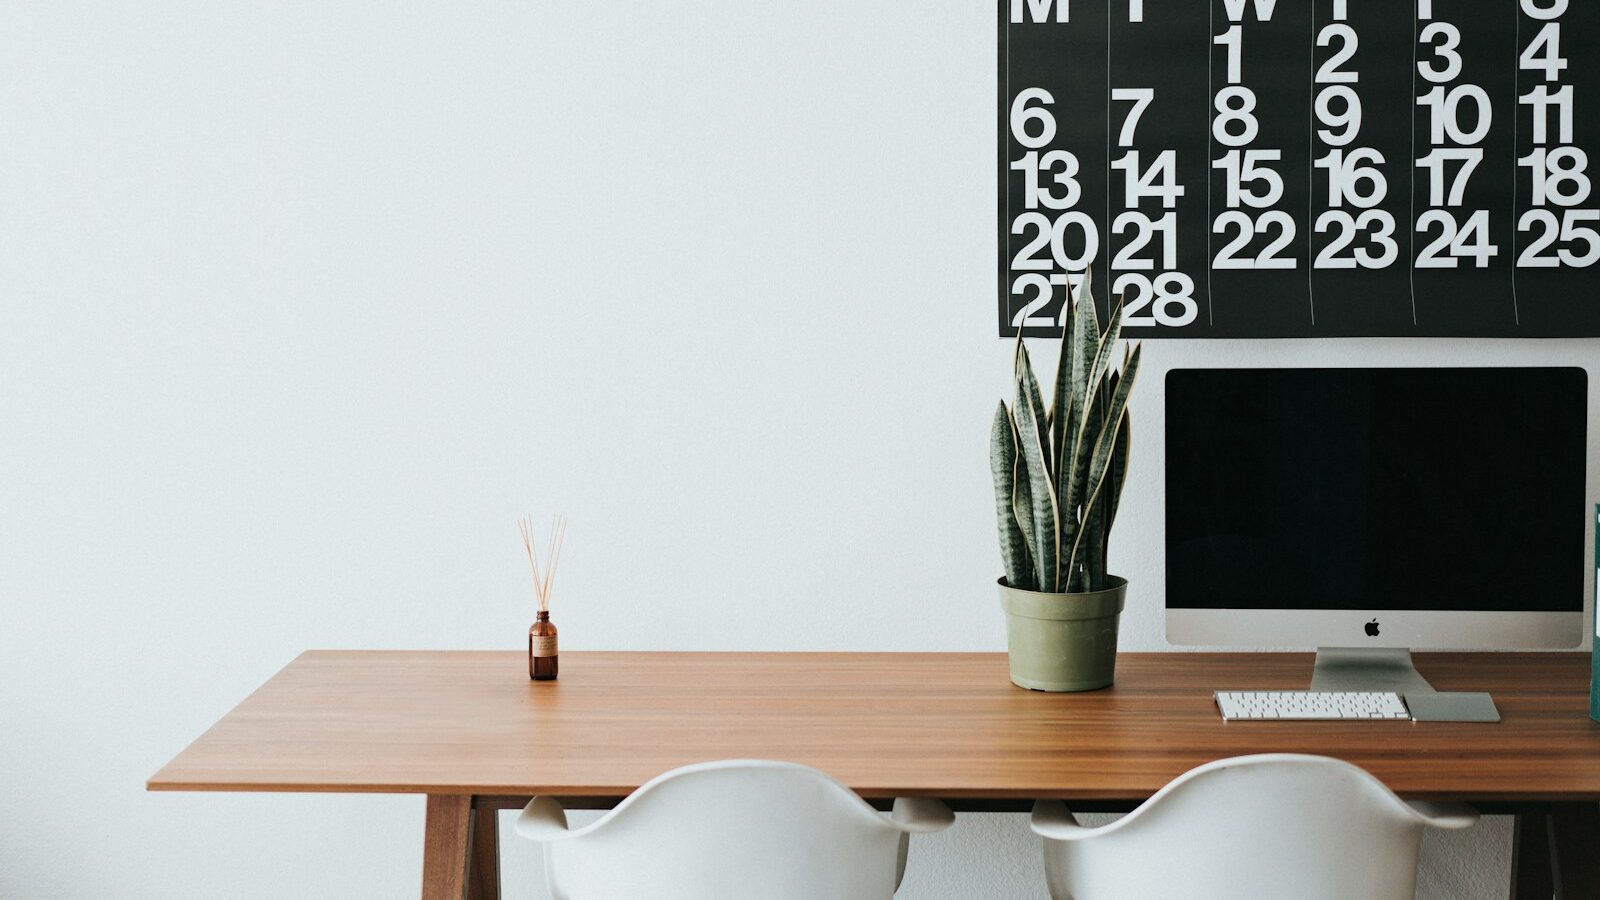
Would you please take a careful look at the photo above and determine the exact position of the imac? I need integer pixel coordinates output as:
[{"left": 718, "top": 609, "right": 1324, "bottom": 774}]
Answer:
[{"left": 1165, "top": 367, "right": 1588, "bottom": 693}]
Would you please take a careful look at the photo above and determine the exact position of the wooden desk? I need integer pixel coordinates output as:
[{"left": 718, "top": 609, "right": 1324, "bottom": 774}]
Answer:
[{"left": 149, "top": 651, "right": 1600, "bottom": 899}]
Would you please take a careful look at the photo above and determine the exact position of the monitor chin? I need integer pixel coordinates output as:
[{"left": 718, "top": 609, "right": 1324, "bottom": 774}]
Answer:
[{"left": 1165, "top": 608, "right": 1585, "bottom": 652}]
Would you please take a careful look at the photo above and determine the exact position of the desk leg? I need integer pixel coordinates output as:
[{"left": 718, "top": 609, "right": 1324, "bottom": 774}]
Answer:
[
  {"left": 1510, "top": 808, "right": 1553, "bottom": 899},
  {"left": 1548, "top": 802, "right": 1599, "bottom": 899},
  {"left": 1510, "top": 803, "right": 1600, "bottom": 900},
  {"left": 469, "top": 805, "right": 501, "bottom": 900},
  {"left": 422, "top": 795, "right": 471, "bottom": 900},
  {"left": 421, "top": 795, "right": 501, "bottom": 900}
]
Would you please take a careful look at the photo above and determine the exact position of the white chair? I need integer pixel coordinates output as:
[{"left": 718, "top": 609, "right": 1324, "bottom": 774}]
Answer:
[
  {"left": 515, "top": 759, "right": 954, "bottom": 900},
  {"left": 1030, "top": 753, "right": 1478, "bottom": 900}
]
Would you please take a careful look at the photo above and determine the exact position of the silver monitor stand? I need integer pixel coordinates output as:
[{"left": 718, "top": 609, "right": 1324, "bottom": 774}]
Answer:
[{"left": 1308, "top": 647, "right": 1437, "bottom": 694}]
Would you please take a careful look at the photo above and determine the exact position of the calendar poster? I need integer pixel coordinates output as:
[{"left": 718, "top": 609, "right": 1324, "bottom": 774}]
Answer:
[{"left": 999, "top": 0, "right": 1600, "bottom": 337}]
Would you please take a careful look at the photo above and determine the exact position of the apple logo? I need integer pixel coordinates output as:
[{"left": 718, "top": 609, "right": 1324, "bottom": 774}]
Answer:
[{"left": 1364, "top": 618, "right": 1380, "bottom": 637}]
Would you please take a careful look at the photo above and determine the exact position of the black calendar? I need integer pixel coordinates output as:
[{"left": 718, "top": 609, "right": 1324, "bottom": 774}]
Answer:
[{"left": 998, "top": 0, "right": 1600, "bottom": 337}]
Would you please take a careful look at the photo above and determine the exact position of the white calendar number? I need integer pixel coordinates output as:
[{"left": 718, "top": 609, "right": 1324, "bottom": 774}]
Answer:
[
  {"left": 1011, "top": 150, "right": 1083, "bottom": 210},
  {"left": 1213, "top": 87, "right": 1259, "bottom": 146},
  {"left": 1213, "top": 150, "right": 1284, "bottom": 209},
  {"left": 1011, "top": 212, "right": 1100, "bottom": 271},
  {"left": 1417, "top": 22, "right": 1463, "bottom": 84},
  {"left": 1011, "top": 274, "right": 1060, "bottom": 327},
  {"left": 1415, "top": 148, "right": 1483, "bottom": 207},
  {"left": 1315, "top": 149, "right": 1387, "bottom": 209},
  {"left": 1518, "top": 209, "right": 1600, "bottom": 267},
  {"left": 1418, "top": 84, "right": 1493, "bottom": 145},
  {"left": 1519, "top": 23, "right": 1568, "bottom": 82},
  {"left": 1115, "top": 272, "right": 1198, "bottom": 327},
  {"left": 1111, "top": 212, "right": 1177, "bottom": 270},
  {"left": 1011, "top": 274, "right": 1094, "bottom": 328},
  {"left": 1213, "top": 211, "right": 1297, "bottom": 269},
  {"left": 1416, "top": 210, "right": 1498, "bottom": 268},
  {"left": 1519, "top": 147, "right": 1592, "bottom": 207},
  {"left": 1112, "top": 150, "right": 1185, "bottom": 208},
  {"left": 1314, "top": 86, "right": 1363, "bottom": 146},
  {"left": 1214, "top": 26, "right": 1243, "bottom": 84},
  {"left": 1315, "top": 25, "right": 1359, "bottom": 84},
  {"left": 1010, "top": 89, "right": 1057, "bottom": 149},
  {"left": 1315, "top": 211, "right": 1400, "bottom": 269},
  {"left": 1112, "top": 88, "right": 1155, "bottom": 146},
  {"left": 1520, "top": 85, "right": 1574, "bottom": 145}
]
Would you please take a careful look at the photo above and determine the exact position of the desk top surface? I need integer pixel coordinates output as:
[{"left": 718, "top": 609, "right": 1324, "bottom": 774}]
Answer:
[{"left": 148, "top": 650, "right": 1600, "bottom": 802}]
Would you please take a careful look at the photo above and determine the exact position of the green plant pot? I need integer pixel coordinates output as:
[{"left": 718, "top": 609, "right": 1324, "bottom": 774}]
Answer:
[{"left": 998, "top": 576, "right": 1127, "bottom": 692}]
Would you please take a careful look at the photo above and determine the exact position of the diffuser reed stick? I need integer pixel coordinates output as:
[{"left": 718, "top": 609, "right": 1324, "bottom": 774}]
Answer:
[{"left": 518, "top": 514, "right": 567, "bottom": 612}]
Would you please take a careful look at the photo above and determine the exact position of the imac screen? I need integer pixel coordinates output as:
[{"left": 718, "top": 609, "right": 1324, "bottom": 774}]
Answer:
[{"left": 1165, "top": 368, "right": 1586, "bottom": 613}]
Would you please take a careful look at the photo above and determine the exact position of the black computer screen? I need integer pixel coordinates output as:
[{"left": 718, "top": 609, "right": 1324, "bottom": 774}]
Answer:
[{"left": 1165, "top": 368, "right": 1587, "bottom": 612}]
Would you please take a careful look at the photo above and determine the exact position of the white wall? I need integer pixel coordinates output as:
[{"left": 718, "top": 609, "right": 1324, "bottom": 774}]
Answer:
[{"left": 1, "top": 2, "right": 1591, "bottom": 897}]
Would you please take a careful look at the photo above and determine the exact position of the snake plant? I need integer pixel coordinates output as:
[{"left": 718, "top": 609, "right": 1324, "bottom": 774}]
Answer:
[{"left": 991, "top": 273, "right": 1141, "bottom": 594}]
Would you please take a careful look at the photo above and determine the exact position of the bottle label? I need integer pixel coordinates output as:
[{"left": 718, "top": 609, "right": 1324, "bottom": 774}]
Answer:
[{"left": 531, "top": 634, "right": 558, "bottom": 658}]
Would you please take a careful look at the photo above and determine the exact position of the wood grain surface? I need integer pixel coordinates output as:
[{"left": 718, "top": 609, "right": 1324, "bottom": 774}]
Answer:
[
  {"left": 420, "top": 794, "right": 470, "bottom": 900},
  {"left": 147, "top": 651, "right": 1600, "bottom": 802}
]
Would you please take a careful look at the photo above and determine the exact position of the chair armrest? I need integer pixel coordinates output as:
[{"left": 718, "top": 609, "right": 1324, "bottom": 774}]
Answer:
[
  {"left": 514, "top": 796, "right": 572, "bottom": 843},
  {"left": 1030, "top": 799, "right": 1098, "bottom": 841},
  {"left": 1406, "top": 800, "right": 1479, "bottom": 830},
  {"left": 889, "top": 797, "right": 954, "bottom": 833}
]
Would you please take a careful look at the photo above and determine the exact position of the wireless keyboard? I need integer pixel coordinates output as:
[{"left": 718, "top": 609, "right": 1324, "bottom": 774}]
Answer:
[{"left": 1214, "top": 691, "right": 1411, "bottom": 721}]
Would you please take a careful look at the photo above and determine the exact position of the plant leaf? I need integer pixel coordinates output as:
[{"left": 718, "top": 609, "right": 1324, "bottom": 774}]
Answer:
[
  {"left": 990, "top": 401, "right": 1032, "bottom": 589},
  {"left": 1067, "top": 391, "right": 1105, "bottom": 592},
  {"left": 1064, "top": 342, "right": 1142, "bottom": 585},
  {"left": 1049, "top": 268, "right": 1085, "bottom": 474},
  {"left": 1077, "top": 481, "right": 1105, "bottom": 593},
  {"left": 1096, "top": 343, "right": 1134, "bottom": 579},
  {"left": 1065, "top": 274, "right": 1101, "bottom": 461},
  {"left": 1086, "top": 297, "right": 1125, "bottom": 404},
  {"left": 1011, "top": 424, "right": 1036, "bottom": 587},
  {"left": 1013, "top": 368, "right": 1060, "bottom": 592},
  {"left": 1077, "top": 295, "right": 1124, "bottom": 465},
  {"left": 1016, "top": 341, "right": 1051, "bottom": 480},
  {"left": 1103, "top": 397, "right": 1130, "bottom": 560}
]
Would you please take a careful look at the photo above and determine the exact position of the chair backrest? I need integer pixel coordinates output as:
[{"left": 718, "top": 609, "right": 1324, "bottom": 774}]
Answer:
[
  {"left": 533, "top": 760, "right": 922, "bottom": 900},
  {"left": 1036, "top": 754, "right": 1477, "bottom": 900}
]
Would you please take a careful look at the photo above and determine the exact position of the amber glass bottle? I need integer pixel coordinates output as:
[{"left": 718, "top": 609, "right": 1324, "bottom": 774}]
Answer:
[{"left": 529, "top": 611, "right": 558, "bottom": 681}]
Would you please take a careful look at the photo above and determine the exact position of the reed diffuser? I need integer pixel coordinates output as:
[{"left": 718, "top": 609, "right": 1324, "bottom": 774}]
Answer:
[{"left": 519, "top": 514, "right": 567, "bottom": 681}]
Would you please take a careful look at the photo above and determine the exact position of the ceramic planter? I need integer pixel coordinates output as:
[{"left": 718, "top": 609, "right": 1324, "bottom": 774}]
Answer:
[{"left": 998, "top": 576, "right": 1127, "bottom": 692}]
